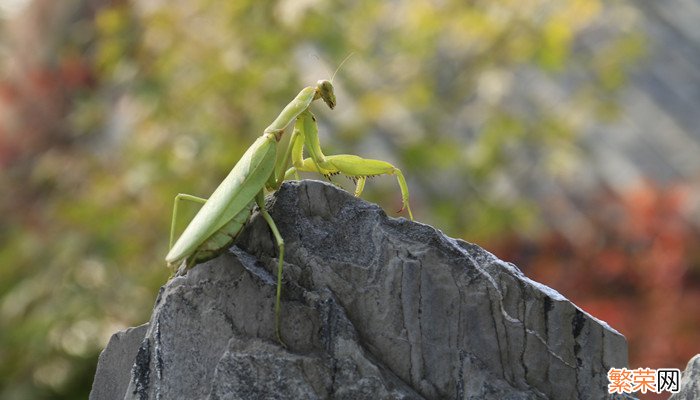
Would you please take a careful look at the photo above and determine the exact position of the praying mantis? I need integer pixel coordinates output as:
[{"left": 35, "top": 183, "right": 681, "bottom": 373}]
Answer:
[{"left": 166, "top": 76, "right": 413, "bottom": 345}]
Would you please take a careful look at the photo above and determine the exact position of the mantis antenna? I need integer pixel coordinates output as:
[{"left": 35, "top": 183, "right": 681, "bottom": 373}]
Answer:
[{"left": 331, "top": 52, "right": 355, "bottom": 84}]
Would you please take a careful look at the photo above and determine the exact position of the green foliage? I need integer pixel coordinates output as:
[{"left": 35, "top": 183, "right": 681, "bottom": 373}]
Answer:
[{"left": 0, "top": 0, "right": 642, "bottom": 398}]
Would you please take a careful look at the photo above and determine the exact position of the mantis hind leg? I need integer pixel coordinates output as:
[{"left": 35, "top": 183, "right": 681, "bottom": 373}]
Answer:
[
  {"left": 255, "top": 191, "right": 286, "bottom": 347},
  {"left": 170, "top": 193, "right": 208, "bottom": 249}
]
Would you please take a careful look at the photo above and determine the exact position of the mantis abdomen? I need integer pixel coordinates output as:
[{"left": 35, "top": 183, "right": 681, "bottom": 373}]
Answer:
[
  {"left": 166, "top": 135, "right": 277, "bottom": 266},
  {"left": 186, "top": 201, "right": 256, "bottom": 267}
]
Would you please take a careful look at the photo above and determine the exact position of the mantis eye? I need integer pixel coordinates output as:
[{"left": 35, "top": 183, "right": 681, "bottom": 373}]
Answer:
[{"left": 316, "top": 80, "right": 336, "bottom": 109}]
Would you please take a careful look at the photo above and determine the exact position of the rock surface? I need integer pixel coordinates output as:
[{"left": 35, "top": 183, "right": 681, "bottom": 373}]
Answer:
[
  {"left": 90, "top": 180, "right": 629, "bottom": 400},
  {"left": 669, "top": 354, "right": 700, "bottom": 400},
  {"left": 90, "top": 324, "right": 149, "bottom": 400}
]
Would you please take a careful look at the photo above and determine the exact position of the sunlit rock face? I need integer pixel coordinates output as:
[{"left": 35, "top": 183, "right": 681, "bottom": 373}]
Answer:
[
  {"left": 90, "top": 180, "right": 628, "bottom": 400},
  {"left": 669, "top": 355, "right": 700, "bottom": 400}
]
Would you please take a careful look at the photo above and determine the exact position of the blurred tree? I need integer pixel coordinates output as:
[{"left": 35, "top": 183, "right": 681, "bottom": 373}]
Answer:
[
  {"left": 493, "top": 181, "right": 700, "bottom": 373},
  {"left": 0, "top": 0, "right": 642, "bottom": 398}
]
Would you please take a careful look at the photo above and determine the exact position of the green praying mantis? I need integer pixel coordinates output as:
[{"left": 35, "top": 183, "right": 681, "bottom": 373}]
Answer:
[{"left": 166, "top": 75, "right": 413, "bottom": 344}]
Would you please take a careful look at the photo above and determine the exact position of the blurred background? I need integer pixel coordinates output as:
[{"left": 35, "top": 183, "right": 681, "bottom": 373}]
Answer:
[{"left": 1, "top": 0, "right": 698, "bottom": 398}]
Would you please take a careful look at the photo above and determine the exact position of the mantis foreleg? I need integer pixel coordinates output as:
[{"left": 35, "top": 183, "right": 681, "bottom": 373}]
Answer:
[
  {"left": 266, "top": 84, "right": 335, "bottom": 189},
  {"left": 354, "top": 176, "right": 366, "bottom": 197},
  {"left": 284, "top": 112, "right": 413, "bottom": 220},
  {"left": 288, "top": 110, "right": 329, "bottom": 180}
]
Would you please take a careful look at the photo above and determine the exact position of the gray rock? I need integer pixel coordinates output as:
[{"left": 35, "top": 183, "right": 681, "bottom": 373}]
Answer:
[
  {"left": 92, "top": 180, "right": 629, "bottom": 400},
  {"left": 90, "top": 324, "right": 149, "bottom": 400},
  {"left": 669, "top": 354, "right": 700, "bottom": 400}
]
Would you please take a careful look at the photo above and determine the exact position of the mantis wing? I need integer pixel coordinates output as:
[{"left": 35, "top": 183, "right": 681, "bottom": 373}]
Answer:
[{"left": 166, "top": 135, "right": 277, "bottom": 264}]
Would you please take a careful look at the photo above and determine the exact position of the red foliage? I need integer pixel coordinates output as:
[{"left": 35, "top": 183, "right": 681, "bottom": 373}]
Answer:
[
  {"left": 0, "top": 56, "right": 95, "bottom": 168},
  {"left": 490, "top": 181, "right": 700, "bottom": 374}
]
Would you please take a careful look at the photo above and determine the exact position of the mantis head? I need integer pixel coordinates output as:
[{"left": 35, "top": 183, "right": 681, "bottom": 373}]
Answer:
[
  {"left": 316, "top": 80, "right": 336, "bottom": 110},
  {"left": 314, "top": 53, "right": 353, "bottom": 110}
]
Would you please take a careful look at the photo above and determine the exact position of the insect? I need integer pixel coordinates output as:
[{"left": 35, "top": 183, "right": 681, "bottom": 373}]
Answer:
[{"left": 166, "top": 76, "right": 413, "bottom": 345}]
